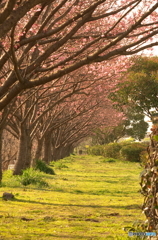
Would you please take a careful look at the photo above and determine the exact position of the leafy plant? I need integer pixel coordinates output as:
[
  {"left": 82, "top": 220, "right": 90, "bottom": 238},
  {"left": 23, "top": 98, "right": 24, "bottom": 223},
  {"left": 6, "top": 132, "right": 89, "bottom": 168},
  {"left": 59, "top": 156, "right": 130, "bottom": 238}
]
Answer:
[
  {"left": 103, "top": 143, "right": 122, "bottom": 159},
  {"left": 35, "top": 159, "right": 55, "bottom": 175},
  {"left": 124, "top": 220, "right": 150, "bottom": 240},
  {"left": 120, "top": 143, "right": 146, "bottom": 162},
  {"left": 87, "top": 141, "right": 147, "bottom": 163},
  {"left": 18, "top": 168, "right": 49, "bottom": 187},
  {"left": 87, "top": 145, "right": 104, "bottom": 156}
]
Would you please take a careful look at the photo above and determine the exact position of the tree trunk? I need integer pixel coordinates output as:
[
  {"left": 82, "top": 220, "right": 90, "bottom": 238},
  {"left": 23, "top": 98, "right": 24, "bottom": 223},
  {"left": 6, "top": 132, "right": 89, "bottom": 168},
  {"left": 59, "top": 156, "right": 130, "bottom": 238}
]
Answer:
[
  {"left": 13, "top": 124, "right": 31, "bottom": 175},
  {"left": 0, "top": 130, "right": 3, "bottom": 183},
  {"left": 61, "top": 145, "right": 74, "bottom": 158},
  {"left": 35, "top": 138, "right": 43, "bottom": 160},
  {"left": 52, "top": 145, "right": 74, "bottom": 161},
  {"left": 52, "top": 146, "right": 62, "bottom": 161},
  {"left": 141, "top": 126, "right": 158, "bottom": 231},
  {"left": 43, "top": 133, "right": 52, "bottom": 164},
  {"left": 23, "top": 134, "right": 32, "bottom": 170}
]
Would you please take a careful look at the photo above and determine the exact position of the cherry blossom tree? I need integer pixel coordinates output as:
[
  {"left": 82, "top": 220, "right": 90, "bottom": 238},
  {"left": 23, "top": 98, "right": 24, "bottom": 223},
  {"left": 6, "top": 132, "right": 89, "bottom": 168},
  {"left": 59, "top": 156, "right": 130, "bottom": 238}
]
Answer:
[
  {"left": 0, "top": 0, "right": 158, "bottom": 110},
  {"left": 0, "top": 65, "right": 122, "bottom": 175},
  {"left": 51, "top": 105, "right": 123, "bottom": 161},
  {"left": 0, "top": 0, "right": 158, "bottom": 182},
  {"left": 6, "top": 74, "right": 96, "bottom": 174}
]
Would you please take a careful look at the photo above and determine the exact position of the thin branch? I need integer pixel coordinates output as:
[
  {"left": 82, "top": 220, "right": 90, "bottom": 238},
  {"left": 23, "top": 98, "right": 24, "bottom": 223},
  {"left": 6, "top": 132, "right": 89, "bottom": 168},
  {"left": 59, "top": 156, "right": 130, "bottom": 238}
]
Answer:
[
  {"left": 10, "top": 26, "right": 24, "bottom": 84},
  {"left": 0, "top": 0, "right": 16, "bottom": 24}
]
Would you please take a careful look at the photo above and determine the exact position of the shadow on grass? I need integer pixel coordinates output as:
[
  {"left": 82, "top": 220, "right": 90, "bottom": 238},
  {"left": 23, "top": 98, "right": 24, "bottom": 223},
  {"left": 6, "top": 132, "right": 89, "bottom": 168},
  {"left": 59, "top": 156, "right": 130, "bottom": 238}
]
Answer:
[
  {"left": 0, "top": 185, "right": 65, "bottom": 192},
  {"left": 70, "top": 189, "right": 136, "bottom": 196},
  {"left": 9, "top": 198, "right": 141, "bottom": 211},
  {"left": 13, "top": 233, "right": 98, "bottom": 239},
  {"left": 107, "top": 204, "right": 141, "bottom": 209},
  {"left": 11, "top": 197, "right": 106, "bottom": 208}
]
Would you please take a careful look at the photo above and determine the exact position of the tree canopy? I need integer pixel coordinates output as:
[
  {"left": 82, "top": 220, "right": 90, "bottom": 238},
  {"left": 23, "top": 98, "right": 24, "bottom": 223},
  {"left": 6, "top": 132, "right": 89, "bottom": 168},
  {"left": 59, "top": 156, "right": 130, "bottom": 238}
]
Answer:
[
  {"left": 109, "top": 56, "right": 158, "bottom": 139},
  {"left": 109, "top": 57, "right": 158, "bottom": 115},
  {"left": 0, "top": 0, "right": 158, "bottom": 109}
]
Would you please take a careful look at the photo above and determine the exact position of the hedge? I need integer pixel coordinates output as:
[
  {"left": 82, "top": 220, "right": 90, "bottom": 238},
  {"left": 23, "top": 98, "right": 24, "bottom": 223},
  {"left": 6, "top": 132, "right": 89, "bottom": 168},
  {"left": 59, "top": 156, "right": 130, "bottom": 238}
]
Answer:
[{"left": 87, "top": 141, "right": 147, "bottom": 162}]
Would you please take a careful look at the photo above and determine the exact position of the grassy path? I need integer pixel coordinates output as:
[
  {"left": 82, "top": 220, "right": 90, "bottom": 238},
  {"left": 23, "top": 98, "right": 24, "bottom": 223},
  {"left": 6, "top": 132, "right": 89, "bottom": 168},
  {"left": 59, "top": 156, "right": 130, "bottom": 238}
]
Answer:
[{"left": 0, "top": 155, "right": 145, "bottom": 239}]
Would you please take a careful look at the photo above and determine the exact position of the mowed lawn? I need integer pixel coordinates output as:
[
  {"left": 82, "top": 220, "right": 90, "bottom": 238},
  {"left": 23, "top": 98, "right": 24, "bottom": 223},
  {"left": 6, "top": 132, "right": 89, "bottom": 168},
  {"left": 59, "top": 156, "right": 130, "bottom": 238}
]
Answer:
[{"left": 0, "top": 155, "right": 145, "bottom": 240}]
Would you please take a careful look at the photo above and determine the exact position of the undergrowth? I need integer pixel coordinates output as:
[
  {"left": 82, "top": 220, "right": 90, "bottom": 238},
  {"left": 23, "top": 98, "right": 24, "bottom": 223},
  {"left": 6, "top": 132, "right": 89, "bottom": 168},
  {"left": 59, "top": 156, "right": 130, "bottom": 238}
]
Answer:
[
  {"left": 1, "top": 168, "right": 49, "bottom": 188},
  {"left": 18, "top": 168, "right": 49, "bottom": 187},
  {"left": 35, "top": 159, "right": 55, "bottom": 175}
]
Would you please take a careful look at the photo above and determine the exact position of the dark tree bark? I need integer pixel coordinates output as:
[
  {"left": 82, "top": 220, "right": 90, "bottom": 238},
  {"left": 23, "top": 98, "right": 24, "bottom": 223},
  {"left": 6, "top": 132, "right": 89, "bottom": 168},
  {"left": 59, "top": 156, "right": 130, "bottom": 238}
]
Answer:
[
  {"left": 13, "top": 124, "right": 32, "bottom": 175},
  {"left": 141, "top": 125, "right": 158, "bottom": 231},
  {"left": 23, "top": 133, "right": 32, "bottom": 170},
  {"left": 52, "top": 144, "right": 74, "bottom": 161},
  {"left": 52, "top": 146, "right": 62, "bottom": 161},
  {"left": 35, "top": 138, "right": 43, "bottom": 160},
  {"left": 43, "top": 132, "right": 52, "bottom": 163},
  {"left": 0, "top": 107, "right": 12, "bottom": 181}
]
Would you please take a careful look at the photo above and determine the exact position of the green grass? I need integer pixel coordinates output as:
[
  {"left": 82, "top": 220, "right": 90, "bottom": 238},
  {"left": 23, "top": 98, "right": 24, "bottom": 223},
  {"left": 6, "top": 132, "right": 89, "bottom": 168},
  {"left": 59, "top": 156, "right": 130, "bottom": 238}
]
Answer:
[{"left": 0, "top": 155, "right": 146, "bottom": 239}]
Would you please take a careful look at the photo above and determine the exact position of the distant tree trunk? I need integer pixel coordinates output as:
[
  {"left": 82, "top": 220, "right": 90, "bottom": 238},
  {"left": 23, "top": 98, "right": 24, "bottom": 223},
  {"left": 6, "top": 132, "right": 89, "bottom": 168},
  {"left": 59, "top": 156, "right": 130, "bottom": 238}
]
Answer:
[
  {"left": 35, "top": 138, "right": 43, "bottom": 160},
  {"left": 13, "top": 124, "right": 31, "bottom": 175},
  {"left": 23, "top": 134, "right": 32, "bottom": 170},
  {"left": 52, "top": 145, "right": 74, "bottom": 161},
  {"left": 60, "top": 145, "right": 73, "bottom": 159},
  {"left": 43, "top": 132, "right": 52, "bottom": 164},
  {"left": 61, "top": 145, "right": 74, "bottom": 158},
  {"left": 0, "top": 107, "right": 11, "bottom": 181},
  {"left": 52, "top": 146, "right": 62, "bottom": 161}
]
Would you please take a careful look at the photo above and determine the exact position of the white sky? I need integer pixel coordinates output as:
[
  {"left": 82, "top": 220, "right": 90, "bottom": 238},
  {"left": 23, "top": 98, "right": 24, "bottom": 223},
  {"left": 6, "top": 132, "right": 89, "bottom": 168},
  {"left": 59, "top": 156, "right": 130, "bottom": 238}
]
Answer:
[{"left": 142, "top": 46, "right": 158, "bottom": 56}]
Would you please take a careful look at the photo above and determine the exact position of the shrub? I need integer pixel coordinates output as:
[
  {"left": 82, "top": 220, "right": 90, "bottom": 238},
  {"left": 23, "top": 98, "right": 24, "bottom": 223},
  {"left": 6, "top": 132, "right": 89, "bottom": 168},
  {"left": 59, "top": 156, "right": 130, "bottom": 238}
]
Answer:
[
  {"left": 120, "top": 143, "right": 146, "bottom": 162},
  {"left": 87, "top": 145, "right": 104, "bottom": 156},
  {"left": 18, "top": 168, "right": 49, "bottom": 187},
  {"left": 103, "top": 143, "right": 122, "bottom": 159},
  {"left": 35, "top": 159, "right": 55, "bottom": 175},
  {"left": 87, "top": 141, "right": 147, "bottom": 163},
  {"left": 87, "top": 143, "right": 121, "bottom": 158}
]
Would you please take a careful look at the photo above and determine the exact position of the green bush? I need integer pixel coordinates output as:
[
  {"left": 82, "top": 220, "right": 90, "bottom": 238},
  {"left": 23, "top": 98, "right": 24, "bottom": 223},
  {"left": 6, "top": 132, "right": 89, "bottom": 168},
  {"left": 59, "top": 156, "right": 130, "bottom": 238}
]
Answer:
[
  {"left": 120, "top": 143, "right": 146, "bottom": 162},
  {"left": 87, "top": 141, "right": 147, "bottom": 163},
  {"left": 18, "top": 168, "right": 49, "bottom": 187},
  {"left": 87, "top": 145, "right": 104, "bottom": 156},
  {"left": 103, "top": 143, "right": 122, "bottom": 159},
  {"left": 35, "top": 159, "right": 55, "bottom": 175},
  {"left": 88, "top": 143, "right": 121, "bottom": 158}
]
